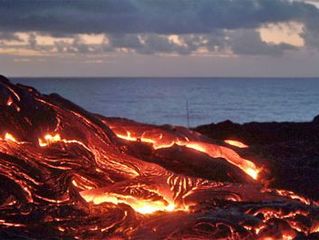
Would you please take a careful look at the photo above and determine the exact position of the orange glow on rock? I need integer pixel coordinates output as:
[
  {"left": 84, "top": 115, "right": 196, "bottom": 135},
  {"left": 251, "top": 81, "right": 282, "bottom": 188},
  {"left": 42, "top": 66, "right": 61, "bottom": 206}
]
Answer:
[
  {"left": 114, "top": 131, "right": 137, "bottom": 142},
  {"left": 311, "top": 222, "right": 319, "bottom": 233},
  {"left": 6, "top": 96, "right": 13, "bottom": 106},
  {"left": 3, "top": 132, "right": 19, "bottom": 143},
  {"left": 114, "top": 128, "right": 260, "bottom": 180},
  {"left": 38, "top": 133, "right": 62, "bottom": 147},
  {"left": 1, "top": 78, "right": 318, "bottom": 239},
  {"left": 224, "top": 139, "right": 249, "bottom": 148},
  {"left": 80, "top": 189, "right": 186, "bottom": 215}
]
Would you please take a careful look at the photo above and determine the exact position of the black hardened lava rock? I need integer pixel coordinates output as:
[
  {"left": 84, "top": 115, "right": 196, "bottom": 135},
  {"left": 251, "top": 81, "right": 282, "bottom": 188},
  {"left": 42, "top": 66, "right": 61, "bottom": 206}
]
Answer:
[{"left": 195, "top": 119, "right": 319, "bottom": 200}]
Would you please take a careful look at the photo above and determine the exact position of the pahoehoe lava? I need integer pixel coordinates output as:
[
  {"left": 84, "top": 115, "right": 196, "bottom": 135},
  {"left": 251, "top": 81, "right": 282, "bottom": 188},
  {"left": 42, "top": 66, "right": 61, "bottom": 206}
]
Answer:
[{"left": 0, "top": 75, "right": 318, "bottom": 239}]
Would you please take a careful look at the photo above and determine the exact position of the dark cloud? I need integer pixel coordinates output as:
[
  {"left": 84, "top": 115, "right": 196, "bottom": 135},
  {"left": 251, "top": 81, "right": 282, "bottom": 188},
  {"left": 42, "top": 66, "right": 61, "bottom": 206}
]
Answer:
[
  {"left": 303, "top": 29, "right": 319, "bottom": 49},
  {"left": 0, "top": 31, "right": 301, "bottom": 57},
  {"left": 0, "top": 0, "right": 318, "bottom": 56},
  {"left": 0, "top": 32, "right": 21, "bottom": 41},
  {"left": 0, "top": 0, "right": 318, "bottom": 34},
  {"left": 302, "top": 14, "right": 319, "bottom": 49},
  {"left": 108, "top": 31, "right": 296, "bottom": 56}
]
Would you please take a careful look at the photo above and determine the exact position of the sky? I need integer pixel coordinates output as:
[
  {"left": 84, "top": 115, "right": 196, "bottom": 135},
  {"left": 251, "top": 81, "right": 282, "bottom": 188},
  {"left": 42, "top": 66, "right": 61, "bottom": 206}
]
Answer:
[{"left": 0, "top": 0, "right": 319, "bottom": 77}]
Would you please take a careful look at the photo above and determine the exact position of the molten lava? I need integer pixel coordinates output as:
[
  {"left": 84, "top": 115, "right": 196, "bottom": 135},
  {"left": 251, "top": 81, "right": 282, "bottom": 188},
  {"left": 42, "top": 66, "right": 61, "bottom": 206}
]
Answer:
[
  {"left": 224, "top": 139, "right": 249, "bottom": 148},
  {"left": 107, "top": 123, "right": 259, "bottom": 180},
  {"left": 38, "top": 133, "right": 62, "bottom": 147},
  {"left": 4, "top": 133, "right": 18, "bottom": 143},
  {"left": 80, "top": 190, "right": 178, "bottom": 215},
  {"left": 0, "top": 76, "right": 318, "bottom": 239}
]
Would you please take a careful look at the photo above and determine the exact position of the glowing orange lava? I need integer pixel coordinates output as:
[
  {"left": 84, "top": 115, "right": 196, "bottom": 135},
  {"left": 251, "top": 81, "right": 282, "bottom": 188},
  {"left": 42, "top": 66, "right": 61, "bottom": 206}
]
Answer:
[
  {"left": 38, "top": 133, "right": 62, "bottom": 147},
  {"left": 1, "top": 77, "right": 318, "bottom": 239},
  {"left": 80, "top": 191, "right": 180, "bottom": 215},
  {"left": 113, "top": 129, "right": 260, "bottom": 180},
  {"left": 4, "top": 132, "right": 18, "bottom": 143},
  {"left": 224, "top": 139, "right": 249, "bottom": 148}
]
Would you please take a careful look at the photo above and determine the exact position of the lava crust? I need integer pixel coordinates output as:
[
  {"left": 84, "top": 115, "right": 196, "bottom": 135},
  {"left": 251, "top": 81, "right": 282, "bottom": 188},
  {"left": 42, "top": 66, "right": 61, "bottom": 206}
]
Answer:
[{"left": 0, "top": 75, "right": 318, "bottom": 239}]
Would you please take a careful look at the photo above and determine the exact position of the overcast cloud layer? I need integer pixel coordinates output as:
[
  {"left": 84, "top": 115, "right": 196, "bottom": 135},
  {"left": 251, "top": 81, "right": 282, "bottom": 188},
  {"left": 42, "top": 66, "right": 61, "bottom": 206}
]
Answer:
[
  {"left": 0, "top": 0, "right": 319, "bottom": 76},
  {"left": 0, "top": 0, "right": 318, "bottom": 34}
]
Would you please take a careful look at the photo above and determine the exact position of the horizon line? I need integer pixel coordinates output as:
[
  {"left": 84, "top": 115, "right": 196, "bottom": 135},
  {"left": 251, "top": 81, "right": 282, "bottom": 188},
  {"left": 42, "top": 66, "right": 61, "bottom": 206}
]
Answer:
[{"left": 10, "top": 76, "right": 319, "bottom": 79}]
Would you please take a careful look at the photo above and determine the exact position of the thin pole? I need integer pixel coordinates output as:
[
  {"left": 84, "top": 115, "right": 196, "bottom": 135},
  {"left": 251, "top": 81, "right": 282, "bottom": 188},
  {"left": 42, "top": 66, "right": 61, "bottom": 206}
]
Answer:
[{"left": 186, "top": 99, "right": 190, "bottom": 128}]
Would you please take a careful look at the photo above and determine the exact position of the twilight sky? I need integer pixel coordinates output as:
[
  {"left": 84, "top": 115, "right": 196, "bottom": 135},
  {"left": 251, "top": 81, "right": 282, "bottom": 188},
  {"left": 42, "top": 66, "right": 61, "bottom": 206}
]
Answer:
[{"left": 0, "top": 0, "right": 319, "bottom": 77}]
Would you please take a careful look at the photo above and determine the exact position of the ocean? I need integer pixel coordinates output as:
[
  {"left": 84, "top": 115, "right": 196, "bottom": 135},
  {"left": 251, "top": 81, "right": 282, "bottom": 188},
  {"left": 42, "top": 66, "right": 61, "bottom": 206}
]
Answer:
[{"left": 11, "top": 77, "right": 319, "bottom": 127}]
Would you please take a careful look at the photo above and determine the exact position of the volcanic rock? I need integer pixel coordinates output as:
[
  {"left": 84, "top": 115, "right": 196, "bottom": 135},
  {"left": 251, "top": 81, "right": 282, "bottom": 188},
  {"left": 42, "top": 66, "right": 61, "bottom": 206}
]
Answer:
[{"left": 0, "top": 75, "right": 318, "bottom": 240}]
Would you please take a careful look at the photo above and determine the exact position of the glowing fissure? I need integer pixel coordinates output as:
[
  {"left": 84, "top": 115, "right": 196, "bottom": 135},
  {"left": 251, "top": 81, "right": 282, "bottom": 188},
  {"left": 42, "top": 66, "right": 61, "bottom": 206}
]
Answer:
[
  {"left": 38, "top": 133, "right": 91, "bottom": 152},
  {"left": 80, "top": 191, "right": 178, "bottom": 215},
  {"left": 224, "top": 139, "right": 249, "bottom": 148},
  {"left": 4, "top": 132, "right": 18, "bottom": 143},
  {"left": 38, "top": 133, "right": 62, "bottom": 147},
  {"left": 113, "top": 129, "right": 259, "bottom": 180}
]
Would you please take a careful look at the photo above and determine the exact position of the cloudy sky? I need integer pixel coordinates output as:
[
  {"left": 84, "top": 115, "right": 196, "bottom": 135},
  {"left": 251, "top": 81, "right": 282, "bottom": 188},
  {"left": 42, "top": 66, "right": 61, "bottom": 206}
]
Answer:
[{"left": 0, "top": 0, "right": 319, "bottom": 77}]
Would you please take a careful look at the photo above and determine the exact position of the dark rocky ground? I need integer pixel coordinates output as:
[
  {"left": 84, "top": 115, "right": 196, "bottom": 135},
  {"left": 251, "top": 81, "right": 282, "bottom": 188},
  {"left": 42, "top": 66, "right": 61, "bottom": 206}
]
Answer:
[{"left": 195, "top": 118, "right": 319, "bottom": 201}]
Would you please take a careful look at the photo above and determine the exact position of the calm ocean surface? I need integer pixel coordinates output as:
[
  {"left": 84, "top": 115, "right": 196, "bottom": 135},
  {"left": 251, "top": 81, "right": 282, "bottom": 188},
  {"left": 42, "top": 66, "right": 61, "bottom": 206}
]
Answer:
[{"left": 12, "top": 78, "right": 319, "bottom": 127}]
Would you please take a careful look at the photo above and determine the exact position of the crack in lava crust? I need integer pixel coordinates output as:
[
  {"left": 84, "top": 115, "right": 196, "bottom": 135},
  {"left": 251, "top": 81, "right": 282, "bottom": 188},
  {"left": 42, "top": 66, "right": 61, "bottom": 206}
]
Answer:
[{"left": 0, "top": 76, "right": 318, "bottom": 239}]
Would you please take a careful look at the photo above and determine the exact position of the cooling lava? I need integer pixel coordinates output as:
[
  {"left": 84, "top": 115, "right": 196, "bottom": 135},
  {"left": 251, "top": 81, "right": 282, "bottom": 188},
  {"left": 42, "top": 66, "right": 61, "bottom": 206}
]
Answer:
[{"left": 0, "top": 76, "right": 318, "bottom": 239}]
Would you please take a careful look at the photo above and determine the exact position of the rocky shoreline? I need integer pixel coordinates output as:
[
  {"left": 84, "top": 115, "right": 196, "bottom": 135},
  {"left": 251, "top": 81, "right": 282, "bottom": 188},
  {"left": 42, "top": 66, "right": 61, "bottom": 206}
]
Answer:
[{"left": 195, "top": 118, "right": 319, "bottom": 200}]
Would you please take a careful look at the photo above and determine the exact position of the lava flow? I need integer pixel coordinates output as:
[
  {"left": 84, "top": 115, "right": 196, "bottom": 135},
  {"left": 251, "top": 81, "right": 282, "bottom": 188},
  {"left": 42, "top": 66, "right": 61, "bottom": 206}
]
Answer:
[{"left": 0, "top": 75, "right": 318, "bottom": 240}]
